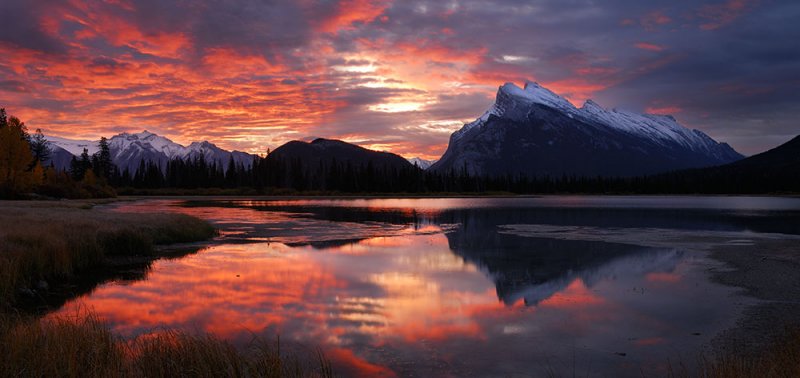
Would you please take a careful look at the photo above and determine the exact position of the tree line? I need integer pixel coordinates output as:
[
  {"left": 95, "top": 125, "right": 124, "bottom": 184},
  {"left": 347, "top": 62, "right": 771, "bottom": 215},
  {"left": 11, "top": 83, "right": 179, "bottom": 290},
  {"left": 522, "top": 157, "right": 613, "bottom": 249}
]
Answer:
[
  {"left": 104, "top": 155, "right": 798, "bottom": 195},
  {"left": 2, "top": 108, "right": 795, "bottom": 198},
  {"left": 0, "top": 109, "right": 115, "bottom": 199}
]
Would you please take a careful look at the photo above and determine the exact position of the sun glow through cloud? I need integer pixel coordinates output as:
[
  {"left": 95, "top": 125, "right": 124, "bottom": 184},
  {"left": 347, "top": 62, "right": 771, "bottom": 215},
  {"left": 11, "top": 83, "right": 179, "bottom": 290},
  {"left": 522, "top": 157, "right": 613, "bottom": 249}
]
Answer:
[{"left": 0, "top": 0, "right": 794, "bottom": 157}]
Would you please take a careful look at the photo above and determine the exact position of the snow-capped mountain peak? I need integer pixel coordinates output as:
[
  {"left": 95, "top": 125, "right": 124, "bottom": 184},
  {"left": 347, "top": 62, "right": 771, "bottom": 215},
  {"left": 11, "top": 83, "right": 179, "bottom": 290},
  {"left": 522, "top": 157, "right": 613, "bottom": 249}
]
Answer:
[
  {"left": 431, "top": 81, "right": 743, "bottom": 177},
  {"left": 408, "top": 157, "right": 437, "bottom": 170},
  {"left": 581, "top": 99, "right": 604, "bottom": 112},
  {"left": 493, "top": 82, "right": 577, "bottom": 118},
  {"left": 46, "top": 135, "right": 99, "bottom": 156},
  {"left": 453, "top": 82, "right": 579, "bottom": 142},
  {"left": 46, "top": 131, "right": 255, "bottom": 173},
  {"left": 110, "top": 130, "right": 187, "bottom": 158}
]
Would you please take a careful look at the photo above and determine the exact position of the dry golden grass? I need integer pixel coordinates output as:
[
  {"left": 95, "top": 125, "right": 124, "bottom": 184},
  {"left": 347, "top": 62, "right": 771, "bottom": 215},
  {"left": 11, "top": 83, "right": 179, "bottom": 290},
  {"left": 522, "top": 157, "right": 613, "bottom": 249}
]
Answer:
[
  {"left": 0, "top": 201, "right": 333, "bottom": 376},
  {"left": 0, "top": 312, "right": 333, "bottom": 378},
  {"left": 0, "top": 200, "right": 216, "bottom": 304}
]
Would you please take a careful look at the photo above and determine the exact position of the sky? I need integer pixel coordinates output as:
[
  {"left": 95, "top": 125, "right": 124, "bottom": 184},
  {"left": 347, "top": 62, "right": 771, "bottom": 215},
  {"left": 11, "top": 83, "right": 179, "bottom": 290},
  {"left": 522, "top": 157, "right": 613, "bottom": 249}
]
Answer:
[{"left": 1, "top": 0, "right": 798, "bottom": 159}]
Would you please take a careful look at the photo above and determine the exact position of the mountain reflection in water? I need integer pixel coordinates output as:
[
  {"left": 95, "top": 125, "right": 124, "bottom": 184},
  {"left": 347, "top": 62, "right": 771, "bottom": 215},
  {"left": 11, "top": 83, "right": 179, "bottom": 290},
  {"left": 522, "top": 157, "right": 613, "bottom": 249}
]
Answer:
[{"left": 52, "top": 197, "right": 800, "bottom": 377}]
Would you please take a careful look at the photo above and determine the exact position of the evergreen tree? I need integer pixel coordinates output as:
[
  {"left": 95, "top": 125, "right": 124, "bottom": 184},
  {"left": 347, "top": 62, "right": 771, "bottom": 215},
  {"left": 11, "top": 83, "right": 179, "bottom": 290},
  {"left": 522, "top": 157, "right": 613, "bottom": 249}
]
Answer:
[
  {"left": 29, "top": 128, "right": 51, "bottom": 169},
  {"left": 70, "top": 148, "right": 92, "bottom": 181},
  {"left": 225, "top": 156, "right": 238, "bottom": 188},
  {"left": 92, "top": 137, "right": 114, "bottom": 179}
]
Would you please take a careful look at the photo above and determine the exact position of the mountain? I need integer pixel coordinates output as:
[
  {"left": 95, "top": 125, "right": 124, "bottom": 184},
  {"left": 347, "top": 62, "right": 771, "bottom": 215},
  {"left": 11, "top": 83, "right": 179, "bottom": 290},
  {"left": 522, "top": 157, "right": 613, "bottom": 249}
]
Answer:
[
  {"left": 268, "top": 138, "right": 415, "bottom": 171},
  {"left": 408, "top": 157, "right": 436, "bottom": 170},
  {"left": 430, "top": 82, "right": 743, "bottom": 177},
  {"left": 660, "top": 135, "right": 800, "bottom": 193},
  {"left": 718, "top": 135, "right": 800, "bottom": 172},
  {"left": 44, "top": 144, "right": 77, "bottom": 171},
  {"left": 46, "top": 135, "right": 100, "bottom": 156},
  {"left": 46, "top": 131, "right": 255, "bottom": 173}
]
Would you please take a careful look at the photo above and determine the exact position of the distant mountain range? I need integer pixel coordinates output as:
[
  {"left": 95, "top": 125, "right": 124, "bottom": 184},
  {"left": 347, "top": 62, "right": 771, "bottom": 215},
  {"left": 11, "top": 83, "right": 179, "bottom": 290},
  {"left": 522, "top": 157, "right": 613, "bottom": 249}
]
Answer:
[
  {"left": 47, "top": 132, "right": 430, "bottom": 174},
  {"left": 47, "top": 131, "right": 254, "bottom": 173},
  {"left": 430, "top": 82, "right": 743, "bottom": 176},
  {"left": 408, "top": 157, "right": 436, "bottom": 170},
  {"left": 44, "top": 82, "right": 796, "bottom": 191}
]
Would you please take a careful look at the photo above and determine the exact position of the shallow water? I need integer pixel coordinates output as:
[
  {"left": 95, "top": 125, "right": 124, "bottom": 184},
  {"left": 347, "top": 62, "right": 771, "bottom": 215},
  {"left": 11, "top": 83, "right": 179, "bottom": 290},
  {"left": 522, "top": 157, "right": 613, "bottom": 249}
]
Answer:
[{"left": 53, "top": 196, "right": 800, "bottom": 377}]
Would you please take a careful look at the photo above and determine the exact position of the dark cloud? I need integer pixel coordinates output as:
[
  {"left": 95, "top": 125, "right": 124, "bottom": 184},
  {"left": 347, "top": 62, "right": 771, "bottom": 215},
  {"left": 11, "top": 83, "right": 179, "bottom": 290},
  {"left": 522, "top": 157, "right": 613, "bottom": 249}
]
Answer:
[
  {"left": 0, "top": 0, "right": 797, "bottom": 157},
  {"left": 0, "top": 80, "right": 30, "bottom": 92},
  {"left": 0, "top": 1, "right": 66, "bottom": 53}
]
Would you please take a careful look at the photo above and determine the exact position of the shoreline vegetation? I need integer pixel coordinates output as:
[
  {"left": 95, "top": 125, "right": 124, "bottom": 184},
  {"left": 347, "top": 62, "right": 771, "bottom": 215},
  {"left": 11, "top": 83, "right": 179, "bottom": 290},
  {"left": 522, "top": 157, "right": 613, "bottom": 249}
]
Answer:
[
  {"left": 0, "top": 200, "right": 332, "bottom": 377},
  {"left": 0, "top": 312, "right": 333, "bottom": 378},
  {"left": 0, "top": 200, "right": 216, "bottom": 306}
]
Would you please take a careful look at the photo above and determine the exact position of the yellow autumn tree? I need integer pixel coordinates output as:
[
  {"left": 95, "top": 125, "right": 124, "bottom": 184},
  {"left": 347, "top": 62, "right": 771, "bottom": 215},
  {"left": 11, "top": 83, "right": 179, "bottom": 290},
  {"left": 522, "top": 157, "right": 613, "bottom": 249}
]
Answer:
[{"left": 0, "top": 110, "right": 42, "bottom": 197}]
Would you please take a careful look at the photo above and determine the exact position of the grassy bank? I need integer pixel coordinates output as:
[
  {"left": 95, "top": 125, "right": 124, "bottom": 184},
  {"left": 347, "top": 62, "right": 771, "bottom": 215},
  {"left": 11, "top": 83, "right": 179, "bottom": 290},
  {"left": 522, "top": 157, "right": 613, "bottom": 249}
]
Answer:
[
  {"left": 0, "top": 312, "right": 332, "bottom": 378},
  {"left": 703, "top": 331, "right": 800, "bottom": 377},
  {"left": 0, "top": 200, "right": 333, "bottom": 377},
  {"left": 0, "top": 200, "right": 216, "bottom": 306}
]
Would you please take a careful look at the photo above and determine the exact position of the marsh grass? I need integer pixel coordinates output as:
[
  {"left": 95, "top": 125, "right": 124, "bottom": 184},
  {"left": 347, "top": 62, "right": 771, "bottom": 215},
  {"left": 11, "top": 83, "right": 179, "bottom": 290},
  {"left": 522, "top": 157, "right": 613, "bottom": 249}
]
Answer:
[
  {"left": 696, "top": 329, "right": 800, "bottom": 378},
  {"left": 0, "top": 312, "right": 332, "bottom": 378},
  {"left": 0, "top": 201, "right": 216, "bottom": 304},
  {"left": 661, "top": 329, "right": 800, "bottom": 378}
]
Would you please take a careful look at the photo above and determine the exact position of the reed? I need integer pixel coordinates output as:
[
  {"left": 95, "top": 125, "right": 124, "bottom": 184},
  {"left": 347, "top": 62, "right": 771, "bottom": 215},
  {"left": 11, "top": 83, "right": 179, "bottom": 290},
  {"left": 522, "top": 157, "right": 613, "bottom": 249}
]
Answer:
[
  {"left": 0, "top": 201, "right": 216, "bottom": 304},
  {"left": 697, "top": 329, "right": 800, "bottom": 378},
  {"left": 0, "top": 312, "right": 332, "bottom": 378}
]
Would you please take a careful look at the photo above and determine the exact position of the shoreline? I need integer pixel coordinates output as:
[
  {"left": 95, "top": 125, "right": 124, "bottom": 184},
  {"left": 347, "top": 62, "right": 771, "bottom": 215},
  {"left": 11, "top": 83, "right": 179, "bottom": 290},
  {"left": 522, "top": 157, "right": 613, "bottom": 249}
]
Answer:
[
  {"left": 0, "top": 200, "right": 216, "bottom": 311},
  {"left": 708, "top": 238, "right": 800, "bottom": 356},
  {"left": 118, "top": 193, "right": 800, "bottom": 199}
]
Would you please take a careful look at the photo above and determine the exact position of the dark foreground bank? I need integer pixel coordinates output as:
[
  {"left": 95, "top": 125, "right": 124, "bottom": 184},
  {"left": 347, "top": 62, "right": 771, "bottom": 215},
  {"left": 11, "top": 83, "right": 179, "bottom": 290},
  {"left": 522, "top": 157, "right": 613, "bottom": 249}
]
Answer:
[
  {"left": 0, "top": 200, "right": 215, "bottom": 306},
  {"left": 0, "top": 200, "right": 332, "bottom": 377}
]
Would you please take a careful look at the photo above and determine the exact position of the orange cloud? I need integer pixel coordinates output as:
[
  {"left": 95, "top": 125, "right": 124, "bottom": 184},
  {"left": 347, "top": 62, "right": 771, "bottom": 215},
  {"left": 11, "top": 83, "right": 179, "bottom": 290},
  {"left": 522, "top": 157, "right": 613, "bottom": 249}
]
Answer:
[
  {"left": 317, "top": 0, "right": 391, "bottom": 33},
  {"left": 646, "top": 105, "right": 682, "bottom": 114},
  {"left": 635, "top": 42, "right": 666, "bottom": 52}
]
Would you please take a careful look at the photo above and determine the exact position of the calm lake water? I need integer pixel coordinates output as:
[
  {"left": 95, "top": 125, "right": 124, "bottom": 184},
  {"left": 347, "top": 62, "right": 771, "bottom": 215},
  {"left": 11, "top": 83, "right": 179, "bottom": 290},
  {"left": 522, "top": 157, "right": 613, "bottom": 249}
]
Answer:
[{"left": 53, "top": 196, "right": 800, "bottom": 377}]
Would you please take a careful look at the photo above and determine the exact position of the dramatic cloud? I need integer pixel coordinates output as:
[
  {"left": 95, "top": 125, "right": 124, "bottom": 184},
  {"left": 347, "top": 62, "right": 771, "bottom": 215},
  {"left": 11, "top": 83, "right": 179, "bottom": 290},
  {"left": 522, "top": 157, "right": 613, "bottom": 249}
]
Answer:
[{"left": 0, "top": 0, "right": 797, "bottom": 157}]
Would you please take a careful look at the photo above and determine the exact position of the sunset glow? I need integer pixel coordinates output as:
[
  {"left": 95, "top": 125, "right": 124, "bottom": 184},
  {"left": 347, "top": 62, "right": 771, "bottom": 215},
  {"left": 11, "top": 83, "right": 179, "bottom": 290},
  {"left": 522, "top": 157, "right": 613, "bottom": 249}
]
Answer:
[{"left": 1, "top": 0, "right": 796, "bottom": 157}]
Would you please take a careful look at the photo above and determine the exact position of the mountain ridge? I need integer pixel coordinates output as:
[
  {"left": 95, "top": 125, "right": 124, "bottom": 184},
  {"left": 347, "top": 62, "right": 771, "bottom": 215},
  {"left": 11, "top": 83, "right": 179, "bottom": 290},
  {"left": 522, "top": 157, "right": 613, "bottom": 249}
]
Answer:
[
  {"left": 431, "top": 81, "right": 743, "bottom": 176},
  {"left": 46, "top": 131, "right": 255, "bottom": 173},
  {"left": 268, "top": 138, "right": 414, "bottom": 171}
]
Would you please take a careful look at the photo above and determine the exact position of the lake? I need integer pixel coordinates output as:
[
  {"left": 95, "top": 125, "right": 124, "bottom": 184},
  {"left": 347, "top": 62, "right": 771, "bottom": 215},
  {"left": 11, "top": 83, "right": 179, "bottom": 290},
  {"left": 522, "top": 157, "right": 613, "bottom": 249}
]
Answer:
[{"left": 51, "top": 196, "right": 800, "bottom": 377}]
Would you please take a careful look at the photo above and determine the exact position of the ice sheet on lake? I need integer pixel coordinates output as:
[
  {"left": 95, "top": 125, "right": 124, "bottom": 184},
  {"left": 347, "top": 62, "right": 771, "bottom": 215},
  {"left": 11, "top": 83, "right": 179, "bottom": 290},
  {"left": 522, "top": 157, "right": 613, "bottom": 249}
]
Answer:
[{"left": 497, "top": 224, "right": 800, "bottom": 250}]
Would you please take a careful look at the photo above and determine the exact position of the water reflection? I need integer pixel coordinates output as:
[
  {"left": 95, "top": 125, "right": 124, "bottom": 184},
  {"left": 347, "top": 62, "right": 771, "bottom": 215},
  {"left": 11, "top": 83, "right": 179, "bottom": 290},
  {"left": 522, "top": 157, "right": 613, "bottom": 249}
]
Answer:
[
  {"left": 20, "top": 245, "right": 205, "bottom": 315},
  {"left": 55, "top": 197, "right": 800, "bottom": 376}
]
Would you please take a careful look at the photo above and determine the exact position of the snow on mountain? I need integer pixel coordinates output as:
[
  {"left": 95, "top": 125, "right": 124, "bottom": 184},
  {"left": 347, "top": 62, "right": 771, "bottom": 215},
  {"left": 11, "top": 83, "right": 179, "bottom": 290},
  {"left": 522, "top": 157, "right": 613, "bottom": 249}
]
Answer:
[
  {"left": 577, "top": 99, "right": 721, "bottom": 154},
  {"left": 108, "top": 131, "right": 188, "bottom": 159},
  {"left": 431, "top": 82, "right": 743, "bottom": 177},
  {"left": 479, "top": 82, "right": 735, "bottom": 156},
  {"left": 47, "top": 135, "right": 100, "bottom": 156},
  {"left": 496, "top": 81, "right": 577, "bottom": 115},
  {"left": 452, "top": 81, "right": 577, "bottom": 143},
  {"left": 46, "top": 131, "right": 255, "bottom": 173},
  {"left": 408, "top": 157, "right": 437, "bottom": 170}
]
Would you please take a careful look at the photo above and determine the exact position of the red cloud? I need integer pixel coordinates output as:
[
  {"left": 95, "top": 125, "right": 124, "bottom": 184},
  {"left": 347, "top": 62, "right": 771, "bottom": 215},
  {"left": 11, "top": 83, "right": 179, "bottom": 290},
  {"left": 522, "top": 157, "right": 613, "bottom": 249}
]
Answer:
[
  {"left": 698, "top": 0, "right": 756, "bottom": 30},
  {"left": 640, "top": 10, "right": 672, "bottom": 31},
  {"left": 634, "top": 42, "right": 666, "bottom": 52},
  {"left": 646, "top": 106, "right": 682, "bottom": 115},
  {"left": 316, "top": 0, "right": 391, "bottom": 33}
]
